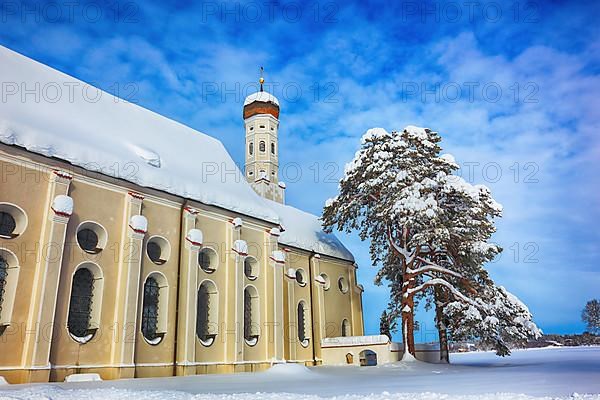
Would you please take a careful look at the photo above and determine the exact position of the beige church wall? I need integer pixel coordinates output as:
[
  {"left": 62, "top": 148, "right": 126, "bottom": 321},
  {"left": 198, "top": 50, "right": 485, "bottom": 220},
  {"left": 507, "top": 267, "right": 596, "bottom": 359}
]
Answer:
[
  {"left": 193, "top": 209, "right": 229, "bottom": 365},
  {"left": 283, "top": 250, "right": 316, "bottom": 364},
  {"left": 134, "top": 196, "right": 182, "bottom": 376},
  {"left": 0, "top": 155, "right": 51, "bottom": 371},
  {"left": 240, "top": 222, "right": 270, "bottom": 363},
  {"left": 49, "top": 178, "right": 127, "bottom": 376},
  {"left": 319, "top": 258, "right": 360, "bottom": 338}
]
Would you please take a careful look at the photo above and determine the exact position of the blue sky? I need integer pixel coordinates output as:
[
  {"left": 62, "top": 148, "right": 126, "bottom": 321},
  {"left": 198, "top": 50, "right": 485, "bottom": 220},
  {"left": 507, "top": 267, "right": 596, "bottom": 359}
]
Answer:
[{"left": 1, "top": 0, "right": 599, "bottom": 340}]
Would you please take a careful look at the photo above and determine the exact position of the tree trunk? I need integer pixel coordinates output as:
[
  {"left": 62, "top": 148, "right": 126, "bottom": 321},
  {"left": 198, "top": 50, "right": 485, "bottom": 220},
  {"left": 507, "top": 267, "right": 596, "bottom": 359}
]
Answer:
[
  {"left": 401, "top": 276, "right": 416, "bottom": 360},
  {"left": 434, "top": 287, "right": 450, "bottom": 363}
]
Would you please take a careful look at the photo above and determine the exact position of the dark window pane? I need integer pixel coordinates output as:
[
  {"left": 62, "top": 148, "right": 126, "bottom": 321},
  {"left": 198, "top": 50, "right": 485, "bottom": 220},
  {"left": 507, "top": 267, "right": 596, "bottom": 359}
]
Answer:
[
  {"left": 198, "top": 250, "right": 214, "bottom": 272},
  {"left": 196, "top": 284, "right": 210, "bottom": 341},
  {"left": 147, "top": 241, "right": 162, "bottom": 264},
  {"left": 259, "top": 141, "right": 266, "bottom": 152},
  {"left": 77, "top": 229, "right": 99, "bottom": 252},
  {"left": 141, "top": 277, "right": 160, "bottom": 341},
  {"left": 297, "top": 302, "right": 306, "bottom": 342},
  {"left": 244, "top": 258, "right": 255, "bottom": 279},
  {"left": 0, "top": 212, "right": 16, "bottom": 237},
  {"left": 0, "top": 256, "right": 8, "bottom": 314},
  {"left": 67, "top": 268, "right": 94, "bottom": 338},
  {"left": 244, "top": 289, "right": 252, "bottom": 341}
]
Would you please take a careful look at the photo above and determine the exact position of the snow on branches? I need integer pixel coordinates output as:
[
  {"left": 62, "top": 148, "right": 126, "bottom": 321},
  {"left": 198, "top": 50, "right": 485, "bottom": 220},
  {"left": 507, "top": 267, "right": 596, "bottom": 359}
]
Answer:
[{"left": 323, "top": 126, "right": 539, "bottom": 358}]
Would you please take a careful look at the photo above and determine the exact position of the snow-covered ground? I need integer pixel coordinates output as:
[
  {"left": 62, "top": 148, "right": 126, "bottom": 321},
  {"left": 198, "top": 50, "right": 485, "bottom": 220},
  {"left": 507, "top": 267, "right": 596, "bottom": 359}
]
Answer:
[{"left": 1, "top": 347, "right": 599, "bottom": 400}]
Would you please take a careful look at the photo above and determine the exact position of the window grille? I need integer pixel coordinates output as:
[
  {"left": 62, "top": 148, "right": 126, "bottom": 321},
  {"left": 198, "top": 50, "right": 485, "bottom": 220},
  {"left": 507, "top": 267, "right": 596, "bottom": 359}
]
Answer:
[
  {"left": 0, "top": 256, "right": 8, "bottom": 316},
  {"left": 67, "top": 268, "right": 95, "bottom": 338},
  {"left": 196, "top": 284, "right": 210, "bottom": 341},
  {"left": 244, "top": 288, "right": 252, "bottom": 341},
  {"left": 297, "top": 302, "right": 306, "bottom": 342},
  {"left": 141, "top": 277, "right": 160, "bottom": 341}
]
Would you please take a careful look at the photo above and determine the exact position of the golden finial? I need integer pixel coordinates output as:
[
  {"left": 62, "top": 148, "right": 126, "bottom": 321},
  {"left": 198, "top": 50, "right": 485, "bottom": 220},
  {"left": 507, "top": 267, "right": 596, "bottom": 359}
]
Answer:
[{"left": 259, "top": 66, "right": 265, "bottom": 92}]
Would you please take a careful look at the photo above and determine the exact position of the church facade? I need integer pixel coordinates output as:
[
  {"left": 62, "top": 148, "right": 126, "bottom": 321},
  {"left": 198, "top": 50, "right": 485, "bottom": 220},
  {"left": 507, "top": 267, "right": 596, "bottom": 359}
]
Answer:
[{"left": 0, "top": 46, "right": 365, "bottom": 383}]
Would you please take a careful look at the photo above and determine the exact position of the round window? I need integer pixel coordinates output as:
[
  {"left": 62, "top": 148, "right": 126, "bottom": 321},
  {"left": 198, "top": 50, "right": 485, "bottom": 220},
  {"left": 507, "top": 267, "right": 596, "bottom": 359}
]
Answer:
[
  {"left": 320, "top": 273, "right": 331, "bottom": 290},
  {"left": 77, "top": 229, "right": 99, "bottom": 252},
  {"left": 0, "top": 203, "right": 27, "bottom": 239},
  {"left": 0, "top": 212, "right": 16, "bottom": 238},
  {"left": 146, "top": 236, "right": 170, "bottom": 265},
  {"left": 198, "top": 248, "right": 218, "bottom": 273},
  {"left": 244, "top": 257, "right": 258, "bottom": 280},
  {"left": 76, "top": 222, "right": 107, "bottom": 254},
  {"left": 295, "top": 269, "right": 307, "bottom": 286},
  {"left": 338, "top": 276, "right": 349, "bottom": 293}
]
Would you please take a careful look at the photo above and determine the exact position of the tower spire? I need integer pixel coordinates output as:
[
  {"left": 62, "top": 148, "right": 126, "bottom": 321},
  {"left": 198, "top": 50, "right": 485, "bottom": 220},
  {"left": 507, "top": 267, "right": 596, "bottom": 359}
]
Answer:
[{"left": 259, "top": 66, "right": 265, "bottom": 92}]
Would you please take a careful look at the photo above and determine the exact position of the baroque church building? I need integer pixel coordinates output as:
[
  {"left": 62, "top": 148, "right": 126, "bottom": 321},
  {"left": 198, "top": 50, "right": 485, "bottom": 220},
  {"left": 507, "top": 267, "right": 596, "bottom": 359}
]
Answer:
[{"left": 0, "top": 45, "right": 374, "bottom": 383}]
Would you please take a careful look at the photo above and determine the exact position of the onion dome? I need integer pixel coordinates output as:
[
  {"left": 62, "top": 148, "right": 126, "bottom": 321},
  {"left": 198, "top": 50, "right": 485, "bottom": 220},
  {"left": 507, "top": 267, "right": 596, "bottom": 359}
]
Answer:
[{"left": 243, "top": 67, "right": 280, "bottom": 119}]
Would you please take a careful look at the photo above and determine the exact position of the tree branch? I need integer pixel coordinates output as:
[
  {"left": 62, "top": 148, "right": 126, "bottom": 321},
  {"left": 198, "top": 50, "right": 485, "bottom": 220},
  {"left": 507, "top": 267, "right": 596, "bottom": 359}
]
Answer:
[
  {"left": 408, "top": 278, "right": 477, "bottom": 307},
  {"left": 408, "top": 257, "right": 464, "bottom": 278}
]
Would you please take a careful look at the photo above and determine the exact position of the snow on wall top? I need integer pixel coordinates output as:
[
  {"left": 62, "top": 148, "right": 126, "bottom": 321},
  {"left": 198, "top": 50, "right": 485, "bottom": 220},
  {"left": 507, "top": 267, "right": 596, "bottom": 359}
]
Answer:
[
  {"left": 321, "top": 335, "right": 390, "bottom": 347},
  {"left": 266, "top": 199, "right": 355, "bottom": 262},
  {"left": 0, "top": 45, "right": 279, "bottom": 224},
  {"left": 244, "top": 91, "right": 279, "bottom": 107}
]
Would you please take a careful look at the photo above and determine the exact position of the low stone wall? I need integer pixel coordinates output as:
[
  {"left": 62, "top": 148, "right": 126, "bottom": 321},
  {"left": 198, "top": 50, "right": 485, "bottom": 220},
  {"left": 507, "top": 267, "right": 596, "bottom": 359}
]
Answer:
[{"left": 320, "top": 336, "right": 441, "bottom": 366}]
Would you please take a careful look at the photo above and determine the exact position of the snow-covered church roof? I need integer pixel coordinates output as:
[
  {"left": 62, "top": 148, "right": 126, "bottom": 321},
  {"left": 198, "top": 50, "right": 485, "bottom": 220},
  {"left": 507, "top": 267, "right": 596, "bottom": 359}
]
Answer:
[
  {"left": 0, "top": 45, "right": 279, "bottom": 223},
  {"left": 0, "top": 45, "right": 354, "bottom": 263},
  {"left": 266, "top": 199, "right": 355, "bottom": 262}
]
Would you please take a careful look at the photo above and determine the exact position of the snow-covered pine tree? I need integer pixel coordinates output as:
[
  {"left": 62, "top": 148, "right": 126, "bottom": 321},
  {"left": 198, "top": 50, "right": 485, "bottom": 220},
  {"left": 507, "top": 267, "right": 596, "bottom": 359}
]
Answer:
[
  {"left": 444, "top": 285, "right": 541, "bottom": 355},
  {"left": 582, "top": 299, "right": 600, "bottom": 334},
  {"left": 380, "top": 310, "right": 396, "bottom": 340},
  {"left": 323, "top": 126, "right": 539, "bottom": 359}
]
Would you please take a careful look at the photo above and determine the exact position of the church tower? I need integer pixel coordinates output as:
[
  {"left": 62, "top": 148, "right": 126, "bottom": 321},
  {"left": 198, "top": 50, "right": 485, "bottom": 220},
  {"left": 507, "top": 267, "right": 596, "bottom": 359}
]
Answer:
[{"left": 243, "top": 69, "right": 285, "bottom": 203}]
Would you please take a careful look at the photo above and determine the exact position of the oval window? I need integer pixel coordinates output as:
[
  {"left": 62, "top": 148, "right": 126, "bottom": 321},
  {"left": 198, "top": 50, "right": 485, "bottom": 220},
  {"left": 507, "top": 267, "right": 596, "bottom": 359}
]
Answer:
[
  {"left": 146, "top": 236, "right": 170, "bottom": 265},
  {"left": 76, "top": 222, "right": 107, "bottom": 254}
]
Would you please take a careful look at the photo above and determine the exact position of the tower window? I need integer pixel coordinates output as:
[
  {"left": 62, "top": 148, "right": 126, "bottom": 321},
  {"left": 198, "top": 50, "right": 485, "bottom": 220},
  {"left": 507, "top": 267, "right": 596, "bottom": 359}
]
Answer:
[
  {"left": 259, "top": 125, "right": 265, "bottom": 129},
  {"left": 249, "top": 127, "right": 254, "bottom": 131},
  {"left": 249, "top": 142, "right": 254, "bottom": 155},
  {"left": 259, "top": 141, "right": 266, "bottom": 153},
  {"left": 271, "top": 143, "right": 275, "bottom": 154}
]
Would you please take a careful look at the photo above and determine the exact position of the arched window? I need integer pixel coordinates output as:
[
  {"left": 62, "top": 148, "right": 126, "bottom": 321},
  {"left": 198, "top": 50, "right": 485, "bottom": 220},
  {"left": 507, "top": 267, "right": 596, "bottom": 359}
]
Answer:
[
  {"left": 196, "top": 280, "right": 218, "bottom": 345},
  {"left": 249, "top": 142, "right": 254, "bottom": 155},
  {"left": 341, "top": 318, "right": 351, "bottom": 337},
  {"left": 259, "top": 141, "right": 266, "bottom": 153},
  {"left": 244, "top": 286, "right": 259, "bottom": 345},
  {"left": 0, "top": 255, "right": 9, "bottom": 331},
  {"left": 271, "top": 143, "right": 275, "bottom": 154},
  {"left": 297, "top": 301, "right": 309, "bottom": 346},
  {"left": 141, "top": 276, "right": 160, "bottom": 342},
  {"left": 67, "top": 268, "right": 95, "bottom": 340},
  {"left": 0, "top": 250, "right": 20, "bottom": 334}
]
